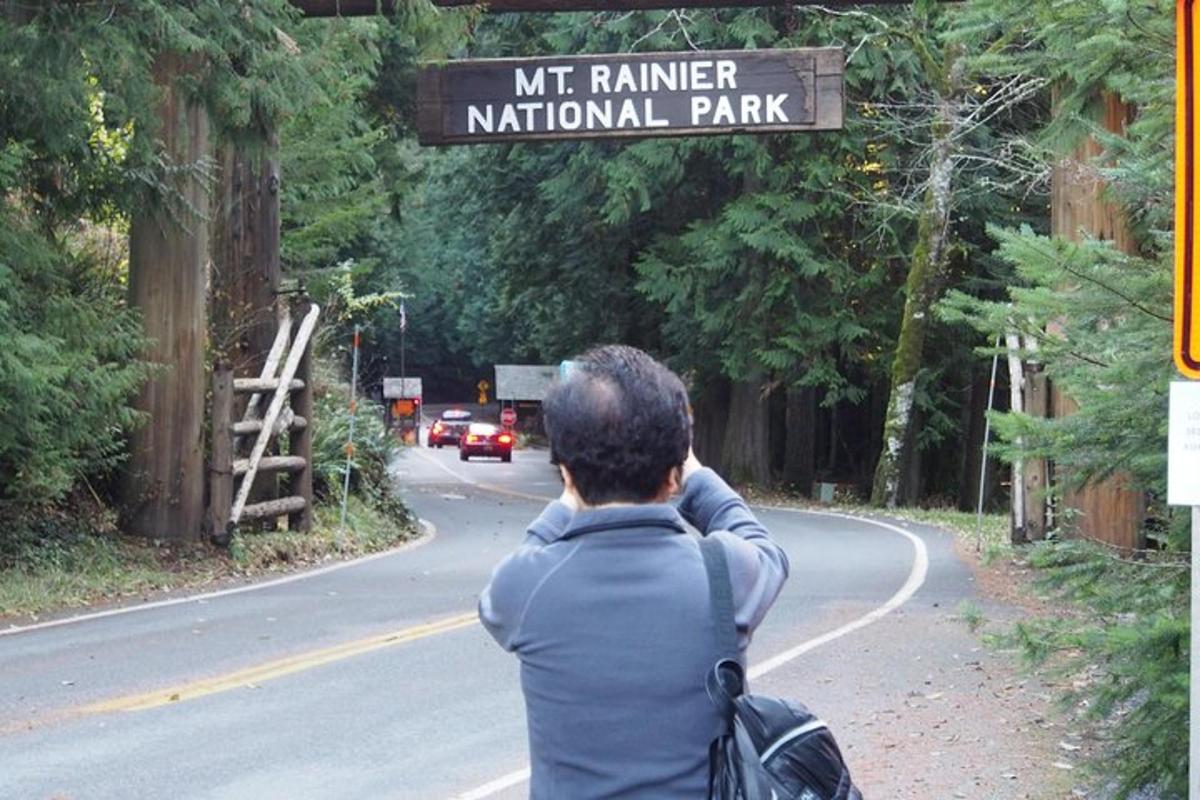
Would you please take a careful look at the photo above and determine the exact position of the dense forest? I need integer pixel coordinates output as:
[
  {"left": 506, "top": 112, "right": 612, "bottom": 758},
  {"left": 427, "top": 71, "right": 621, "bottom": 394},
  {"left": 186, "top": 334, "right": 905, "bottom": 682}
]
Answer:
[{"left": 0, "top": 0, "right": 1189, "bottom": 794}]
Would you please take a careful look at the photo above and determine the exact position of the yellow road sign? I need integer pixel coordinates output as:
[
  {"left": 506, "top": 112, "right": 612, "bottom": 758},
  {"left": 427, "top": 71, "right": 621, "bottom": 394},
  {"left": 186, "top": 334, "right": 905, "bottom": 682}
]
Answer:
[{"left": 1177, "top": 0, "right": 1200, "bottom": 378}]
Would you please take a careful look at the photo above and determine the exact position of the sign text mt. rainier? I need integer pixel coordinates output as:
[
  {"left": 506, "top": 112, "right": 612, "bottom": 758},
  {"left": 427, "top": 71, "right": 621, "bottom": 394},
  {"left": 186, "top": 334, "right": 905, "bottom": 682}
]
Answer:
[{"left": 417, "top": 49, "right": 844, "bottom": 145}]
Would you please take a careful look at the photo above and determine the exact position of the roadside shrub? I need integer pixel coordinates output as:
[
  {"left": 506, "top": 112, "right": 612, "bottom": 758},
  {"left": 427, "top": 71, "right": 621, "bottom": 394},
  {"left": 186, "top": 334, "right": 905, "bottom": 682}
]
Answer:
[
  {"left": 0, "top": 213, "right": 149, "bottom": 523},
  {"left": 1003, "top": 538, "right": 1189, "bottom": 799},
  {"left": 308, "top": 357, "right": 406, "bottom": 520}
]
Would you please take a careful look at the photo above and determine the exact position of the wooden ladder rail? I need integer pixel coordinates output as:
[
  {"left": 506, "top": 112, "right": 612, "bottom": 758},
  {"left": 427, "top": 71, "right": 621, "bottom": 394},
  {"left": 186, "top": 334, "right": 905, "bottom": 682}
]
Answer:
[
  {"left": 232, "top": 310, "right": 293, "bottom": 451},
  {"left": 230, "top": 303, "right": 320, "bottom": 527}
]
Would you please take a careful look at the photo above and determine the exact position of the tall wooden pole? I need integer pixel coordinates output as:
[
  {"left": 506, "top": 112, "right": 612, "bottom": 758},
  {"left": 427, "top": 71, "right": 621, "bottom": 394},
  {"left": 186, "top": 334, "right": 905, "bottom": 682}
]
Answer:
[
  {"left": 122, "top": 52, "right": 210, "bottom": 541},
  {"left": 1048, "top": 91, "right": 1146, "bottom": 549},
  {"left": 208, "top": 365, "right": 234, "bottom": 542}
]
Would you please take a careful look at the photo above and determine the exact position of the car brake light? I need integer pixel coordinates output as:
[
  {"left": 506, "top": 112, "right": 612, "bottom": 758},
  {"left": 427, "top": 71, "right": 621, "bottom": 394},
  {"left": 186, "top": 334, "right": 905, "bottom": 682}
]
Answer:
[
  {"left": 432, "top": 422, "right": 443, "bottom": 432},
  {"left": 466, "top": 435, "right": 481, "bottom": 444},
  {"left": 498, "top": 435, "right": 512, "bottom": 444}
]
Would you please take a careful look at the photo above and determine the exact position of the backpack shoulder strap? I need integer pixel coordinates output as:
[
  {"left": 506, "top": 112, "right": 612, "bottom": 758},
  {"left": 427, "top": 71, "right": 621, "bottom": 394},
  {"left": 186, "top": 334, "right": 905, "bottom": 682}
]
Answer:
[{"left": 698, "top": 534, "right": 739, "bottom": 661}]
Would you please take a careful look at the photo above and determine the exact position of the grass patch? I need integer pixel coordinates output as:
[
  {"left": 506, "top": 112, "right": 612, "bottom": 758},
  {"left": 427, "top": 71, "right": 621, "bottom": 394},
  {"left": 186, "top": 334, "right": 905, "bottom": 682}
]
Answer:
[
  {"left": 879, "top": 506, "right": 1012, "bottom": 561},
  {"left": 736, "top": 485, "right": 1012, "bottom": 559},
  {"left": 0, "top": 496, "right": 417, "bottom": 622}
]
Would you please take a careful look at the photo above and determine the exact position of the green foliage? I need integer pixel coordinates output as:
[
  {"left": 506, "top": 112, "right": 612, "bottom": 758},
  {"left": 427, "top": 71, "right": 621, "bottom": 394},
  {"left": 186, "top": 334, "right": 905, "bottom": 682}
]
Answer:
[
  {"left": 1002, "top": 541, "right": 1189, "bottom": 798},
  {"left": 279, "top": 20, "right": 389, "bottom": 275},
  {"left": 941, "top": 228, "right": 1173, "bottom": 498},
  {"left": 933, "top": 4, "right": 1184, "bottom": 791},
  {"left": 309, "top": 359, "right": 403, "bottom": 517},
  {"left": 0, "top": 213, "right": 149, "bottom": 513},
  {"left": 936, "top": 0, "right": 1176, "bottom": 507}
]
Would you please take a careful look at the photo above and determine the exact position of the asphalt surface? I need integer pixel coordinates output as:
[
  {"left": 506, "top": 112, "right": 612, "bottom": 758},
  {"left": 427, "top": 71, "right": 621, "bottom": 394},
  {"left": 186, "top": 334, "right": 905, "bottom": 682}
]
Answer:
[{"left": 0, "top": 435, "right": 970, "bottom": 800}]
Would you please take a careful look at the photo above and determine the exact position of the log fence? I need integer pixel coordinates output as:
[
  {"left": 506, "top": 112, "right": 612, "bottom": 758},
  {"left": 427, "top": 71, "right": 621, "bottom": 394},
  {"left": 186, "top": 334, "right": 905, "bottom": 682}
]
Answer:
[{"left": 208, "top": 303, "right": 319, "bottom": 542}]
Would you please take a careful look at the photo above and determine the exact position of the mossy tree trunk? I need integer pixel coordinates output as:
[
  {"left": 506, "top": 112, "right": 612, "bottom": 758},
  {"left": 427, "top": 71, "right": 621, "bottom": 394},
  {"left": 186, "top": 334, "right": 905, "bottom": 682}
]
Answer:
[{"left": 871, "top": 45, "right": 965, "bottom": 508}]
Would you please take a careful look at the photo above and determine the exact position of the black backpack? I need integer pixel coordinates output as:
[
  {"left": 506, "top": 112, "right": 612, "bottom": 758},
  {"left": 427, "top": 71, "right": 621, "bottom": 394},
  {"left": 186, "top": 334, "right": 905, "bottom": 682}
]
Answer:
[{"left": 700, "top": 535, "right": 864, "bottom": 800}]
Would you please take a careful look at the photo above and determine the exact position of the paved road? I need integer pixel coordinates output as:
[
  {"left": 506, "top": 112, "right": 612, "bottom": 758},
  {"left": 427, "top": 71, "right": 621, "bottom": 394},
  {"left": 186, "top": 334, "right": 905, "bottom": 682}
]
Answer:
[{"left": 0, "top": 440, "right": 961, "bottom": 800}]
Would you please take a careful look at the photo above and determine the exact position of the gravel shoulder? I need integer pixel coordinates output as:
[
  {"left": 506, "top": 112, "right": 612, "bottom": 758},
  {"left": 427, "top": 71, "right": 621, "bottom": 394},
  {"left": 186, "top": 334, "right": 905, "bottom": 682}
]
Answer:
[{"left": 750, "top": 517, "right": 1081, "bottom": 800}]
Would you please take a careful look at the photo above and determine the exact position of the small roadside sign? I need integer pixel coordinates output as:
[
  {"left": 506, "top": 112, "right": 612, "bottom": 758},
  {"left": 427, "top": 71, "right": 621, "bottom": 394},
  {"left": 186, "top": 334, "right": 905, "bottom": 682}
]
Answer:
[
  {"left": 383, "top": 377, "right": 422, "bottom": 399},
  {"left": 1169, "top": 381, "right": 1200, "bottom": 505},
  {"left": 501, "top": 407, "right": 518, "bottom": 426}
]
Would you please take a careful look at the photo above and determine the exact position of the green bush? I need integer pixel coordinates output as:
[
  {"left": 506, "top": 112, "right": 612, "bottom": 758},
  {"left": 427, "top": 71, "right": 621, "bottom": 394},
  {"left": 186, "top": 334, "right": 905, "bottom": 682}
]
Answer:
[
  {"left": 0, "top": 213, "right": 149, "bottom": 518},
  {"left": 308, "top": 358, "right": 406, "bottom": 520},
  {"left": 1002, "top": 539, "right": 1189, "bottom": 799}
]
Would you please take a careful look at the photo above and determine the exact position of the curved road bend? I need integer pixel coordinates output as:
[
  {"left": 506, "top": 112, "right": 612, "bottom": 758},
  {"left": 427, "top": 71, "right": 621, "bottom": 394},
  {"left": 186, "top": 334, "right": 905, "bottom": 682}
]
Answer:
[{"left": 0, "top": 443, "right": 969, "bottom": 800}]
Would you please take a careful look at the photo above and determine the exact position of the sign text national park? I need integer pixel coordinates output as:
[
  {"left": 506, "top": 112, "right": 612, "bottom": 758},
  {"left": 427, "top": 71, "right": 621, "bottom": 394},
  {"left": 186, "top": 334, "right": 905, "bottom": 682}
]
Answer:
[{"left": 416, "top": 49, "right": 844, "bottom": 145}]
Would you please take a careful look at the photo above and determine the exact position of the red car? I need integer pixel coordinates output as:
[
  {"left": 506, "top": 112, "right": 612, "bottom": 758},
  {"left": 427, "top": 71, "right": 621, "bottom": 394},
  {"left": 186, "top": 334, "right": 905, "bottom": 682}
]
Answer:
[
  {"left": 428, "top": 408, "right": 473, "bottom": 447},
  {"left": 459, "top": 423, "right": 513, "bottom": 462}
]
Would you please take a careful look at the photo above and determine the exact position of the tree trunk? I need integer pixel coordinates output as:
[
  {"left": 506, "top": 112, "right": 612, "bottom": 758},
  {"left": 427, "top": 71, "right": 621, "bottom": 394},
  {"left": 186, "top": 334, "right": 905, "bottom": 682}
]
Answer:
[
  {"left": 955, "top": 367, "right": 987, "bottom": 511},
  {"left": 1049, "top": 91, "right": 1146, "bottom": 550},
  {"left": 210, "top": 133, "right": 282, "bottom": 376},
  {"left": 210, "top": 134, "right": 283, "bottom": 512},
  {"left": 692, "top": 377, "right": 730, "bottom": 474},
  {"left": 721, "top": 379, "right": 771, "bottom": 486},
  {"left": 871, "top": 86, "right": 960, "bottom": 507},
  {"left": 783, "top": 386, "right": 816, "bottom": 497},
  {"left": 121, "top": 53, "right": 210, "bottom": 541}
]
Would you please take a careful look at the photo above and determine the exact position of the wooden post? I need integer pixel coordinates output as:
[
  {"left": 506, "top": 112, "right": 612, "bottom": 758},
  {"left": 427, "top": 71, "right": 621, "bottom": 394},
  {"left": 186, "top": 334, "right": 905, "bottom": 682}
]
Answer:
[
  {"left": 290, "top": 305, "right": 315, "bottom": 532},
  {"left": 1023, "top": 367, "right": 1049, "bottom": 540},
  {"left": 209, "top": 365, "right": 235, "bottom": 542}
]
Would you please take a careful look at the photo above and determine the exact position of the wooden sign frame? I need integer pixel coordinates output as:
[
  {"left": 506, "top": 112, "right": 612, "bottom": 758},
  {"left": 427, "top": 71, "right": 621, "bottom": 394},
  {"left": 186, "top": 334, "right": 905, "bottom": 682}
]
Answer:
[
  {"left": 294, "top": 0, "right": 917, "bottom": 14},
  {"left": 417, "top": 48, "right": 844, "bottom": 146}
]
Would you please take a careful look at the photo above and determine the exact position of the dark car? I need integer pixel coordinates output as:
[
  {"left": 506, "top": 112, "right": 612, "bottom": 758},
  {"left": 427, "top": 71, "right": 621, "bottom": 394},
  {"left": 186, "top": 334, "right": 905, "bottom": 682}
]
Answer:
[
  {"left": 428, "top": 408, "right": 473, "bottom": 447},
  {"left": 459, "top": 423, "right": 513, "bottom": 462}
]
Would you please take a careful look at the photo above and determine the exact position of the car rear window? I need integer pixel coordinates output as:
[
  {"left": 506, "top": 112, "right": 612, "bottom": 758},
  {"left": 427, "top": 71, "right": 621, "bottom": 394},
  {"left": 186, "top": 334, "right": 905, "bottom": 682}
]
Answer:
[
  {"left": 468, "top": 423, "right": 498, "bottom": 435},
  {"left": 442, "top": 409, "right": 473, "bottom": 421}
]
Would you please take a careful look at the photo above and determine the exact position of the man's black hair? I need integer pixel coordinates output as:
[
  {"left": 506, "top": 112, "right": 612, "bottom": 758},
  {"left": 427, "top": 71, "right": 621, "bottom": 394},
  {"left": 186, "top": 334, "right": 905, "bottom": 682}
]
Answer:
[{"left": 544, "top": 345, "right": 691, "bottom": 506}]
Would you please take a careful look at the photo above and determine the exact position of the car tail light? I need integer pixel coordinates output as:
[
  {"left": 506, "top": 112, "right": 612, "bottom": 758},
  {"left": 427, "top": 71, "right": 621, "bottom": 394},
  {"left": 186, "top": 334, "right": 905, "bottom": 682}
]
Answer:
[
  {"left": 498, "top": 435, "right": 513, "bottom": 444},
  {"left": 432, "top": 422, "right": 443, "bottom": 432},
  {"left": 466, "top": 435, "right": 481, "bottom": 444}
]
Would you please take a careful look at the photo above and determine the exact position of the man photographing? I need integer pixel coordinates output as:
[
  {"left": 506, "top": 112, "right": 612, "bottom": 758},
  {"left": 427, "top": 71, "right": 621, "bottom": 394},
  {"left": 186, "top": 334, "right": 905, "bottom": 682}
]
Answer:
[{"left": 479, "top": 345, "right": 789, "bottom": 798}]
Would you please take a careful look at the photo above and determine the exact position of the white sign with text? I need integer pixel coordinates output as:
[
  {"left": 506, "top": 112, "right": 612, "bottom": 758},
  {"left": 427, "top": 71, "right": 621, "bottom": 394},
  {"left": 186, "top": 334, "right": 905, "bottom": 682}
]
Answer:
[{"left": 1169, "top": 381, "right": 1200, "bottom": 505}]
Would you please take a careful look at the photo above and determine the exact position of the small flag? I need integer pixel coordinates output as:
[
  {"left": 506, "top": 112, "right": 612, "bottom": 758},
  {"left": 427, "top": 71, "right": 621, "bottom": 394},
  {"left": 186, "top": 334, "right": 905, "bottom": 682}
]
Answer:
[{"left": 399, "top": 301, "right": 407, "bottom": 332}]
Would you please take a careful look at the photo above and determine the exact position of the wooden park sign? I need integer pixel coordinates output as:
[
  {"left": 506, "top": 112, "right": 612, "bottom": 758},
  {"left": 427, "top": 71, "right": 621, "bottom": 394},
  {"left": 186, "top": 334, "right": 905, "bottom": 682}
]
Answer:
[
  {"left": 417, "top": 49, "right": 843, "bottom": 145},
  {"left": 296, "top": 1, "right": 913, "bottom": 14}
]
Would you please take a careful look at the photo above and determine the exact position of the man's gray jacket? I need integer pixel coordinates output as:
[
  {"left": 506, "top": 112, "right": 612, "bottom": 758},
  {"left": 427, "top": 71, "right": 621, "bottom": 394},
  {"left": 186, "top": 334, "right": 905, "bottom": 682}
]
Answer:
[{"left": 478, "top": 467, "right": 789, "bottom": 799}]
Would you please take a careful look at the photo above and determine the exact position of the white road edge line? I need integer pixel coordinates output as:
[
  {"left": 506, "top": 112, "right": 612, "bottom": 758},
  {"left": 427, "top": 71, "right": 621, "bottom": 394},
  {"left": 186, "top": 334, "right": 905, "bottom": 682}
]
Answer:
[
  {"left": 0, "top": 520, "right": 438, "bottom": 638},
  {"left": 452, "top": 769, "right": 534, "bottom": 800},
  {"left": 446, "top": 507, "right": 930, "bottom": 800}
]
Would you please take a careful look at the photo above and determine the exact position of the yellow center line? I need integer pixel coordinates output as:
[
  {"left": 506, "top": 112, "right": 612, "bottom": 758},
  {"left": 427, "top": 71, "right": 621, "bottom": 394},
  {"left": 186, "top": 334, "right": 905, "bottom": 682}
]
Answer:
[{"left": 81, "top": 612, "right": 480, "bottom": 715}]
